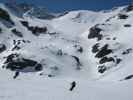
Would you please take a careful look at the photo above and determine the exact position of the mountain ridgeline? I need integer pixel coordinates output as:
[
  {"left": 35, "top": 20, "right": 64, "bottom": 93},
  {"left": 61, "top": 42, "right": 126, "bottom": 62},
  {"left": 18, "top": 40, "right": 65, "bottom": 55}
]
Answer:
[{"left": 0, "top": 3, "right": 133, "bottom": 80}]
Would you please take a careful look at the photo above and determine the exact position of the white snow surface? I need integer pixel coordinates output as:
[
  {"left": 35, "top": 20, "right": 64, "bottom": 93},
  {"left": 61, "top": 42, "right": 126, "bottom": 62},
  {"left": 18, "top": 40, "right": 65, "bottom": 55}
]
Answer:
[{"left": 0, "top": 3, "right": 133, "bottom": 100}]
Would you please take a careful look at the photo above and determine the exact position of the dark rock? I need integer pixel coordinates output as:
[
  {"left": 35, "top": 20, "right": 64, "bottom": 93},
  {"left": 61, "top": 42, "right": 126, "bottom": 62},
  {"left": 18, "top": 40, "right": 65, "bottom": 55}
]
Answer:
[
  {"left": 57, "top": 49, "right": 63, "bottom": 56},
  {"left": 122, "top": 48, "right": 132, "bottom": 55},
  {"left": 11, "top": 29, "right": 23, "bottom": 37},
  {"left": 72, "top": 56, "right": 82, "bottom": 70},
  {"left": 124, "top": 24, "right": 131, "bottom": 27},
  {"left": 92, "top": 43, "right": 100, "bottom": 53},
  {"left": 12, "top": 39, "right": 31, "bottom": 51},
  {"left": 124, "top": 4, "right": 133, "bottom": 12},
  {"left": 0, "top": 27, "right": 2, "bottom": 33},
  {"left": 113, "top": 37, "right": 117, "bottom": 40},
  {"left": 95, "top": 44, "right": 112, "bottom": 58},
  {"left": 0, "top": 8, "right": 10, "bottom": 21},
  {"left": 124, "top": 75, "right": 133, "bottom": 80},
  {"left": 77, "top": 47, "right": 83, "bottom": 53},
  {"left": 99, "top": 57, "right": 115, "bottom": 64},
  {"left": 12, "top": 40, "right": 21, "bottom": 51},
  {"left": 13, "top": 71, "right": 20, "bottom": 79},
  {"left": 88, "top": 25, "right": 103, "bottom": 41},
  {"left": 4, "top": 54, "right": 19, "bottom": 64},
  {"left": 12, "top": 45, "right": 21, "bottom": 51},
  {"left": 74, "top": 45, "right": 83, "bottom": 53},
  {"left": 0, "top": 44, "right": 6, "bottom": 53},
  {"left": 48, "top": 74, "right": 54, "bottom": 77},
  {"left": 0, "top": 8, "right": 14, "bottom": 25},
  {"left": 105, "top": 16, "right": 116, "bottom": 22},
  {"left": 21, "top": 21, "right": 29, "bottom": 27},
  {"left": 21, "top": 20, "right": 47, "bottom": 35},
  {"left": 48, "top": 32, "right": 58, "bottom": 35},
  {"left": 118, "top": 14, "right": 128, "bottom": 19},
  {"left": 98, "top": 65, "right": 107, "bottom": 73},
  {"left": 31, "top": 26, "right": 47, "bottom": 35},
  {"left": 35, "top": 64, "right": 43, "bottom": 71},
  {"left": 50, "top": 66, "right": 59, "bottom": 71},
  {"left": 106, "top": 38, "right": 111, "bottom": 40},
  {"left": 3, "top": 54, "right": 43, "bottom": 72},
  {"left": 116, "top": 58, "right": 122, "bottom": 64}
]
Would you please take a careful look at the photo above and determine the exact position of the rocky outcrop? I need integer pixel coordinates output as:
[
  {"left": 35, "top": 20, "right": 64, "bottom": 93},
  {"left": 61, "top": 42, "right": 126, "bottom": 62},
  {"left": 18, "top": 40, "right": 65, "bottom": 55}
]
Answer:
[
  {"left": 0, "top": 8, "right": 14, "bottom": 25},
  {"left": 0, "top": 44, "right": 6, "bottom": 53},
  {"left": 118, "top": 14, "right": 128, "bottom": 19},
  {"left": 88, "top": 25, "right": 103, "bottom": 41},
  {"left": 95, "top": 44, "right": 112, "bottom": 58},
  {"left": 11, "top": 28, "right": 23, "bottom": 37},
  {"left": 21, "top": 21, "right": 47, "bottom": 36},
  {"left": 3, "top": 54, "right": 43, "bottom": 72}
]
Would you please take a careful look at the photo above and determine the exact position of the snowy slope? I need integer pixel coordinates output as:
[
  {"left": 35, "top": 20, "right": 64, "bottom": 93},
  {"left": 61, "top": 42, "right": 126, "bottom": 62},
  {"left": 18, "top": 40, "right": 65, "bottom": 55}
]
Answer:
[{"left": 0, "top": 3, "right": 133, "bottom": 100}]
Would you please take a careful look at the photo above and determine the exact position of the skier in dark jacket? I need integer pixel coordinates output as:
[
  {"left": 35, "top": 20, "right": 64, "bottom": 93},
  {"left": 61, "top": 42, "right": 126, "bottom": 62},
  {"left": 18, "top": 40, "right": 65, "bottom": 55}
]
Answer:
[{"left": 69, "top": 81, "right": 76, "bottom": 91}]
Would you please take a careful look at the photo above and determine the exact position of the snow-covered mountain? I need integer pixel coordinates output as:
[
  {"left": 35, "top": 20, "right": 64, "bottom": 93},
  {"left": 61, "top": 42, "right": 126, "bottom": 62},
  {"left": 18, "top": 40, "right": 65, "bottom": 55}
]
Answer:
[{"left": 0, "top": 3, "right": 133, "bottom": 100}]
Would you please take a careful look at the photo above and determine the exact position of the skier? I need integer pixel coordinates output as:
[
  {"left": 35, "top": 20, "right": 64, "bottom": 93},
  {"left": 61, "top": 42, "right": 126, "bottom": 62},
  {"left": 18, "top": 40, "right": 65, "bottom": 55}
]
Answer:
[{"left": 69, "top": 81, "right": 76, "bottom": 91}]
